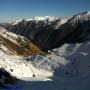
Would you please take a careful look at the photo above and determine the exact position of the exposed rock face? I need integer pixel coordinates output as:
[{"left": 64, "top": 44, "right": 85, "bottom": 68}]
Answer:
[
  {"left": 0, "top": 68, "right": 18, "bottom": 87},
  {"left": 4, "top": 11, "right": 90, "bottom": 50}
]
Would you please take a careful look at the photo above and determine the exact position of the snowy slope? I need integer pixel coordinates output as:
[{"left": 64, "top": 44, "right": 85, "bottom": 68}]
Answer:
[
  {"left": 15, "top": 41, "right": 90, "bottom": 90},
  {"left": 0, "top": 41, "right": 90, "bottom": 90},
  {"left": 0, "top": 50, "right": 53, "bottom": 79},
  {"left": 1, "top": 40, "right": 89, "bottom": 90},
  {"left": 51, "top": 41, "right": 90, "bottom": 78}
]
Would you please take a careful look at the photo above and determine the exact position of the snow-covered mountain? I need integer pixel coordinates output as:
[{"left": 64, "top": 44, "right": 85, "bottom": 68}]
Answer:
[
  {"left": 6, "top": 11, "right": 90, "bottom": 50},
  {"left": 0, "top": 27, "right": 45, "bottom": 56},
  {"left": 0, "top": 11, "right": 90, "bottom": 90},
  {"left": 10, "top": 16, "right": 55, "bottom": 25},
  {"left": 69, "top": 11, "right": 90, "bottom": 23},
  {"left": 34, "top": 16, "right": 55, "bottom": 22}
]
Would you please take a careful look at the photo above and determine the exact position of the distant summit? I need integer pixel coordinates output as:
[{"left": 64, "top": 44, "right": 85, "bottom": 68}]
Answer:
[{"left": 34, "top": 16, "right": 55, "bottom": 22}]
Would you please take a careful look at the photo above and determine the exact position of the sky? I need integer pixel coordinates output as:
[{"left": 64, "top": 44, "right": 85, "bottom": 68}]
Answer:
[{"left": 0, "top": 0, "right": 90, "bottom": 22}]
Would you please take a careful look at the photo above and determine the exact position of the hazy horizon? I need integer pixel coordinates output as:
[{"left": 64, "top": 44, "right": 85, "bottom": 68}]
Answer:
[{"left": 0, "top": 0, "right": 90, "bottom": 23}]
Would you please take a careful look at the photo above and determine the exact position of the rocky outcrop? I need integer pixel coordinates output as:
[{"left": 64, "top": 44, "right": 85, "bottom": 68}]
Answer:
[{"left": 0, "top": 67, "right": 18, "bottom": 88}]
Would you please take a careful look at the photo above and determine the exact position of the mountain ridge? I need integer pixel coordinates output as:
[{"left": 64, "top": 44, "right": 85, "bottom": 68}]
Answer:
[
  {"left": 5, "top": 11, "right": 90, "bottom": 50},
  {"left": 0, "top": 11, "right": 90, "bottom": 51}
]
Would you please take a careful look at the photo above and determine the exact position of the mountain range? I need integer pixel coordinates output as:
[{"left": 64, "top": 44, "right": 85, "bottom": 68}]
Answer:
[
  {"left": 1, "top": 11, "right": 89, "bottom": 51},
  {"left": 0, "top": 11, "right": 90, "bottom": 90}
]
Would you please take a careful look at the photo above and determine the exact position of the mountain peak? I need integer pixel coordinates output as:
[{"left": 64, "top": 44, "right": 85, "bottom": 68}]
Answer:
[{"left": 34, "top": 16, "right": 55, "bottom": 22}]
